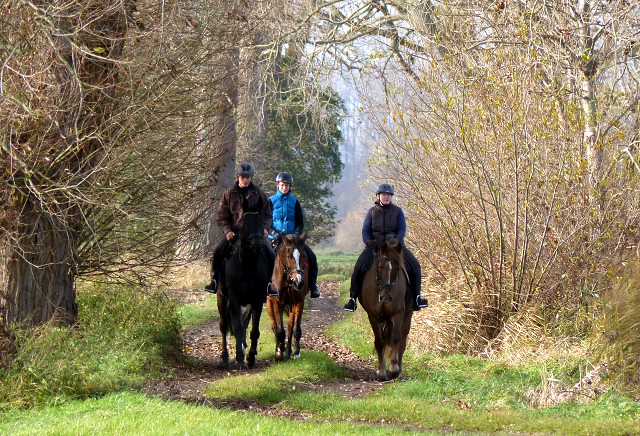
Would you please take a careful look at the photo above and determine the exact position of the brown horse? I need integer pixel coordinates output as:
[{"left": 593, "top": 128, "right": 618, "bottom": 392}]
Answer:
[
  {"left": 360, "top": 239, "right": 412, "bottom": 381},
  {"left": 266, "top": 233, "right": 309, "bottom": 361}
]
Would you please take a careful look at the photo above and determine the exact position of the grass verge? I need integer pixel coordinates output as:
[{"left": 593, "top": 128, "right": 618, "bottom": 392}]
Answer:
[{"left": 0, "top": 282, "right": 180, "bottom": 411}]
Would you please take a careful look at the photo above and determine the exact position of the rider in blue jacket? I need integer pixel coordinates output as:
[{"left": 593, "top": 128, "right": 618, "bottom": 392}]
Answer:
[
  {"left": 269, "top": 171, "right": 321, "bottom": 298},
  {"left": 344, "top": 183, "right": 428, "bottom": 312}
]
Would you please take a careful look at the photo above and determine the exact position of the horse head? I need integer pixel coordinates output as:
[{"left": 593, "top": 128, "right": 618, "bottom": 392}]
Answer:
[
  {"left": 241, "top": 196, "right": 265, "bottom": 249},
  {"left": 375, "top": 239, "right": 404, "bottom": 303},
  {"left": 280, "top": 233, "right": 308, "bottom": 288}
]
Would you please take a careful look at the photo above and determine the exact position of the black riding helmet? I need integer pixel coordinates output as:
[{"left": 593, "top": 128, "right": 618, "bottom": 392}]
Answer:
[
  {"left": 236, "top": 162, "right": 255, "bottom": 177},
  {"left": 376, "top": 183, "right": 394, "bottom": 195},
  {"left": 275, "top": 171, "right": 293, "bottom": 184}
]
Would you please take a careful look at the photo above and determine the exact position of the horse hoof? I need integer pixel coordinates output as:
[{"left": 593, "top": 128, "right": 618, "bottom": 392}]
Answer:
[
  {"left": 247, "top": 354, "right": 256, "bottom": 368},
  {"left": 388, "top": 370, "right": 402, "bottom": 380},
  {"left": 375, "top": 371, "right": 389, "bottom": 381},
  {"left": 292, "top": 352, "right": 301, "bottom": 359},
  {"left": 275, "top": 351, "right": 283, "bottom": 362},
  {"left": 238, "top": 362, "right": 248, "bottom": 370},
  {"left": 389, "top": 364, "right": 401, "bottom": 378}
]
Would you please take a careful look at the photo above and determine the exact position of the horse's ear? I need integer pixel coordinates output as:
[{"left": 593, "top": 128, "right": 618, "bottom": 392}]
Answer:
[
  {"left": 242, "top": 195, "right": 249, "bottom": 212},
  {"left": 300, "top": 232, "right": 307, "bottom": 243},
  {"left": 284, "top": 234, "right": 292, "bottom": 243},
  {"left": 257, "top": 196, "right": 263, "bottom": 211},
  {"left": 395, "top": 242, "right": 403, "bottom": 253}
]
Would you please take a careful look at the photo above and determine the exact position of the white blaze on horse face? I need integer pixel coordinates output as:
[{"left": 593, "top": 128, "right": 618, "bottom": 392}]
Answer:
[
  {"left": 293, "top": 248, "right": 303, "bottom": 285},
  {"left": 386, "top": 261, "right": 393, "bottom": 283}
]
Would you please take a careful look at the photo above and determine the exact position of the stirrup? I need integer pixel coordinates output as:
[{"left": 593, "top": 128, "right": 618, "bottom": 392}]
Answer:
[
  {"left": 204, "top": 279, "right": 217, "bottom": 294},
  {"left": 343, "top": 297, "right": 357, "bottom": 312},
  {"left": 415, "top": 295, "right": 428, "bottom": 308},
  {"left": 267, "top": 282, "right": 279, "bottom": 297}
]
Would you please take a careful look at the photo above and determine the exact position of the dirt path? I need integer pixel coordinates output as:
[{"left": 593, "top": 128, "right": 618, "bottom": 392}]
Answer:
[{"left": 142, "top": 281, "right": 385, "bottom": 415}]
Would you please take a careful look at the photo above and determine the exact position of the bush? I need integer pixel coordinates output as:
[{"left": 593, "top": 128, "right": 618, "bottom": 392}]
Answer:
[
  {"left": 0, "top": 283, "right": 180, "bottom": 410},
  {"left": 593, "top": 260, "right": 640, "bottom": 398}
]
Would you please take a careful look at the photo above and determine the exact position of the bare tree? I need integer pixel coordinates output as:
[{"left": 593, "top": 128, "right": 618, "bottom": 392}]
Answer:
[
  {"left": 296, "top": 0, "right": 640, "bottom": 351},
  {"left": 0, "top": 0, "right": 249, "bottom": 326}
]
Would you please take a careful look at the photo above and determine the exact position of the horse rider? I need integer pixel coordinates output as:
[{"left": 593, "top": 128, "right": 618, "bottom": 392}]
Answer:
[
  {"left": 204, "top": 162, "right": 278, "bottom": 296},
  {"left": 344, "top": 183, "right": 429, "bottom": 312},
  {"left": 268, "top": 171, "right": 321, "bottom": 299}
]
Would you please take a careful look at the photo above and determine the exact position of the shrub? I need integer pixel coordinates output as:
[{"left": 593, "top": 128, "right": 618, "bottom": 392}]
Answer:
[{"left": 0, "top": 283, "right": 180, "bottom": 410}]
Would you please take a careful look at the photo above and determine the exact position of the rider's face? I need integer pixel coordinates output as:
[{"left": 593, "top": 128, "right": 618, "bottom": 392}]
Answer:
[
  {"left": 378, "top": 193, "right": 392, "bottom": 205},
  {"left": 278, "top": 182, "right": 291, "bottom": 194},
  {"left": 238, "top": 176, "right": 252, "bottom": 188}
]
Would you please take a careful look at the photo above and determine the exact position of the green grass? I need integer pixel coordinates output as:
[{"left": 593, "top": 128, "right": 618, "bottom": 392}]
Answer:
[
  {"left": 205, "top": 351, "right": 345, "bottom": 402},
  {"left": 0, "top": 391, "right": 423, "bottom": 436},
  {"left": 317, "top": 250, "right": 358, "bottom": 281},
  {"left": 179, "top": 294, "right": 218, "bottom": 328},
  {"left": 204, "top": 344, "right": 640, "bottom": 434},
  {"left": 4, "top": 271, "right": 640, "bottom": 434},
  {"left": 0, "top": 283, "right": 180, "bottom": 411}
]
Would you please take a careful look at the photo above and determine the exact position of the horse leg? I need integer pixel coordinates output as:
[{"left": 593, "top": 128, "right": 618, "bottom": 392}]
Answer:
[
  {"left": 284, "top": 309, "right": 294, "bottom": 360},
  {"left": 246, "top": 304, "right": 262, "bottom": 368},
  {"left": 291, "top": 300, "right": 304, "bottom": 359},
  {"left": 387, "top": 314, "right": 405, "bottom": 380},
  {"left": 267, "top": 296, "right": 286, "bottom": 361},
  {"left": 396, "top": 307, "right": 413, "bottom": 377},
  {"left": 217, "top": 294, "right": 230, "bottom": 367},
  {"left": 367, "top": 313, "right": 388, "bottom": 381},
  {"left": 229, "top": 302, "right": 247, "bottom": 369}
]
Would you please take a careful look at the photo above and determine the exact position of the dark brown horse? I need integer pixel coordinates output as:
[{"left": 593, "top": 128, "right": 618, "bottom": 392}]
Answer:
[
  {"left": 360, "top": 239, "right": 412, "bottom": 381},
  {"left": 217, "top": 196, "right": 270, "bottom": 369},
  {"left": 266, "top": 233, "right": 309, "bottom": 361}
]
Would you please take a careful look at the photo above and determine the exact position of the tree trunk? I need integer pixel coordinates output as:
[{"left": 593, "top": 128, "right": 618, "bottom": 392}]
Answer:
[
  {"left": 4, "top": 211, "right": 77, "bottom": 326},
  {"left": 207, "top": 49, "right": 239, "bottom": 248},
  {"left": 236, "top": 37, "right": 268, "bottom": 188},
  {"left": 1, "top": 1, "right": 133, "bottom": 326}
]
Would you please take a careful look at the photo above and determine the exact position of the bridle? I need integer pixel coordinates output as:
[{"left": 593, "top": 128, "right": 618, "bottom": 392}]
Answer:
[
  {"left": 375, "top": 253, "right": 398, "bottom": 291},
  {"left": 282, "top": 246, "right": 306, "bottom": 289}
]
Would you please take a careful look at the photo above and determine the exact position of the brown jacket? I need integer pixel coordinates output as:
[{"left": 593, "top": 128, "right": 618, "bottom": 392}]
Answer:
[{"left": 217, "top": 181, "right": 272, "bottom": 235}]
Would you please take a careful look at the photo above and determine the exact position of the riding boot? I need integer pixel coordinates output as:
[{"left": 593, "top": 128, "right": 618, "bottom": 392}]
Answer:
[
  {"left": 343, "top": 284, "right": 359, "bottom": 311},
  {"left": 306, "top": 247, "right": 320, "bottom": 298},
  {"left": 310, "top": 283, "right": 321, "bottom": 298},
  {"left": 204, "top": 277, "right": 217, "bottom": 294},
  {"left": 204, "top": 262, "right": 218, "bottom": 294},
  {"left": 343, "top": 296, "right": 357, "bottom": 312}
]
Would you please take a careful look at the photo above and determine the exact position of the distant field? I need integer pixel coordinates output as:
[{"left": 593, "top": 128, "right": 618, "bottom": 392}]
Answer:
[{"left": 316, "top": 249, "right": 358, "bottom": 280}]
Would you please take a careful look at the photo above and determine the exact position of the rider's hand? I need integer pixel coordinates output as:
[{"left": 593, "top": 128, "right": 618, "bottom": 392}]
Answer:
[
  {"left": 264, "top": 229, "right": 269, "bottom": 238},
  {"left": 226, "top": 231, "right": 235, "bottom": 241}
]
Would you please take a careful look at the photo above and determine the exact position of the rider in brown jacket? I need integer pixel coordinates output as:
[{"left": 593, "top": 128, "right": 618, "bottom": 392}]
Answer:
[{"left": 204, "top": 162, "right": 277, "bottom": 296}]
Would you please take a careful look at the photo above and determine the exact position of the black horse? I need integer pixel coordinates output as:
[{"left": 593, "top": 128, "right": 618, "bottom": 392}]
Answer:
[{"left": 217, "top": 196, "right": 271, "bottom": 369}]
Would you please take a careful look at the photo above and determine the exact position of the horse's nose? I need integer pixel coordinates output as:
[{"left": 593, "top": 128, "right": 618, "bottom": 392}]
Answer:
[
  {"left": 248, "top": 233, "right": 263, "bottom": 244},
  {"left": 378, "top": 294, "right": 392, "bottom": 303}
]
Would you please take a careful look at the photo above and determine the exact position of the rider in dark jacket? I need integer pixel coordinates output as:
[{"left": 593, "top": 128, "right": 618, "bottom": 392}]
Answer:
[
  {"left": 204, "top": 162, "right": 277, "bottom": 296},
  {"left": 344, "top": 183, "right": 428, "bottom": 312},
  {"left": 268, "top": 171, "right": 321, "bottom": 298}
]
